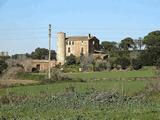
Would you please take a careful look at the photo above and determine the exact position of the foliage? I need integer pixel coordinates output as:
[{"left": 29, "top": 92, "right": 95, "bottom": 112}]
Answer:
[
  {"left": 43, "top": 68, "right": 74, "bottom": 83},
  {"left": 31, "top": 47, "right": 56, "bottom": 60},
  {"left": 65, "top": 54, "right": 77, "bottom": 65},
  {"left": 114, "top": 57, "right": 130, "bottom": 69},
  {"left": 132, "top": 58, "right": 142, "bottom": 70},
  {"left": 0, "top": 60, "right": 8, "bottom": 74},
  {"left": 16, "top": 72, "right": 46, "bottom": 81},
  {"left": 62, "top": 65, "right": 80, "bottom": 73},
  {"left": 145, "top": 82, "right": 160, "bottom": 94},
  {"left": 101, "top": 41, "right": 118, "bottom": 52},
  {"left": 142, "top": 30, "right": 160, "bottom": 66},
  {"left": 94, "top": 61, "right": 111, "bottom": 71},
  {"left": 143, "top": 30, "right": 160, "bottom": 48},
  {"left": 78, "top": 54, "right": 95, "bottom": 71},
  {"left": 12, "top": 53, "right": 31, "bottom": 59},
  {"left": 119, "top": 37, "right": 134, "bottom": 51},
  {"left": 138, "top": 50, "right": 153, "bottom": 66},
  {"left": 0, "top": 80, "right": 160, "bottom": 119},
  {"left": 155, "top": 58, "right": 160, "bottom": 69}
]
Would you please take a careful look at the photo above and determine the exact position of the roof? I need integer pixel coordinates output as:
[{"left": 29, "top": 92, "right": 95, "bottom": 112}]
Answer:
[{"left": 66, "top": 36, "right": 95, "bottom": 41}]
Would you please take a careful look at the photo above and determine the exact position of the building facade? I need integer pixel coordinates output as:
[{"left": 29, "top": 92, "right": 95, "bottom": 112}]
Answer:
[{"left": 57, "top": 32, "right": 102, "bottom": 65}]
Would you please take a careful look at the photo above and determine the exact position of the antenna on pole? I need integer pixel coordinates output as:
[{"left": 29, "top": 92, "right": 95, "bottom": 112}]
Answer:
[{"left": 48, "top": 24, "right": 51, "bottom": 79}]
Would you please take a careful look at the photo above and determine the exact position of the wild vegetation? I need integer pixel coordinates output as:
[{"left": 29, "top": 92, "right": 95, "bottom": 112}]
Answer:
[
  {"left": 0, "top": 60, "right": 8, "bottom": 75},
  {"left": 1, "top": 30, "right": 160, "bottom": 119},
  {"left": 0, "top": 74, "right": 160, "bottom": 119}
]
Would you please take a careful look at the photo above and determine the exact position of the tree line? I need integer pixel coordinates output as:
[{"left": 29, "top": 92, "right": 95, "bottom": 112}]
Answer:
[
  {"left": 65, "top": 30, "right": 160, "bottom": 71},
  {"left": 11, "top": 48, "right": 56, "bottom": 60},
  {"left": 1, "top": 30, "right": 160, "bottom": 74}
]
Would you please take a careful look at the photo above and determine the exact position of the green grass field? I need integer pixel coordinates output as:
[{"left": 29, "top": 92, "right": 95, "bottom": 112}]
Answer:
[
  {"left": 0, "top": 69, "right": 160, "bottom": 119},
  {"left": 67, "top": 69, "right": 155, "bottom": 79}
]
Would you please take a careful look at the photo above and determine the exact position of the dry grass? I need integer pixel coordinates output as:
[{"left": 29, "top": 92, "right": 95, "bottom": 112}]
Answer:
[{"left": 0, "top": 79, "right": 39, "bottom": 88}]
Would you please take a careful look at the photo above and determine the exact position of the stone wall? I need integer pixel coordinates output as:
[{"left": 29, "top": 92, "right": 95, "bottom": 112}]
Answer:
[{"left": 66, "top": 40, "right": 89, "bottom": 57}]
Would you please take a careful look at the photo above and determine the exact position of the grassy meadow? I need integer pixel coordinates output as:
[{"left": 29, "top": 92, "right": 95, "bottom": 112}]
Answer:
[{"left": 0, "top": 69, "right": 160, "bottom": 119}]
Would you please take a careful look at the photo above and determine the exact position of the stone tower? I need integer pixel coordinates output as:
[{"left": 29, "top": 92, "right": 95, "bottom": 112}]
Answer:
[{"left": 57, "top": 32, "right": 66, "bottom": 65}]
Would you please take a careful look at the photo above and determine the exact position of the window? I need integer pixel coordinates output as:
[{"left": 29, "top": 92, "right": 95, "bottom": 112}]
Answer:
[
  {"left": 68, "top": 47, "right": 71, "bottom": 53},
  {"left": 81, "top": 41, "right": 84, "bottom": 45},
  {"left": 72, "top": 41, "right": 74, "bottom": 45},
  {"left": 69, "top": 41, "right": 71, "bottom": 45},
  {"left": 81, "top": 47, "right": 84, "bottom": 53}
]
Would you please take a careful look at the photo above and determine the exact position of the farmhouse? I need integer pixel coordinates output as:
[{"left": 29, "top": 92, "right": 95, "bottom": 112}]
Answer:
[
  {"left": 13, "top": 32, "right": 107, "bottom": 72},
  {"left": 57, "top": 32, "right": 107, "bottom": 65}
]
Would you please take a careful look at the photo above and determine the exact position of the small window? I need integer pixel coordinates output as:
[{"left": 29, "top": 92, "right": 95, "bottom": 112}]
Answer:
[
  {"left": 69, "top": 41, "right": 71, "bottom": 45},
  {"left": 81, "top": 41, "right": 84, "bottom": 45},
  {"left": 72, "top": 41, "right": 74, "bottom": 45},
  {"left": 68, "top": 47, "right": 71, "bottom": 53},
  {"left": 81, "top": 47, "right": 84, "bottom": 53}
]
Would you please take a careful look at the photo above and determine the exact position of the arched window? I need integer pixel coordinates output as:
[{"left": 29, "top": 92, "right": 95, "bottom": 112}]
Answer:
[
  {"left": 82, "top": 41, "right": 83, "bottom": 44},
  {"left": 68, "top": 47, "right": 71, "bottom": 53},
  {"left": 81, "top": 47, "right": 84, "bottom": 53}
]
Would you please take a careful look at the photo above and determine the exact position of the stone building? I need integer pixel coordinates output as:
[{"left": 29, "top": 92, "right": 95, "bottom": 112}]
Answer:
[
  {"left": 57, "top": 32, "right": 105, "bottom": 65},
  {"left": 22, "top": 59, "right": 57, "bottom": 72}
]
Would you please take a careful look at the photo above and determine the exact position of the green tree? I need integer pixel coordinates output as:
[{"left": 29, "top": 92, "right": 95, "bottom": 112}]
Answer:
[
  {"left": 144, "top": 30, "right": 160, "bottom": 48},
  {"left": 142, "top": 30, "right": 160, "bottom": 66},
  {"left": 101, "top": 41, "right": 118, "bottom": 52},
  {"left": 31, "top": 48, "right": 56, "bottom": 60},
  {"left": 0, "top": 60, "right": 8, "bottom": 74},
  {"left": 119, "top": 37, "right": 134, "bottom": 51}
]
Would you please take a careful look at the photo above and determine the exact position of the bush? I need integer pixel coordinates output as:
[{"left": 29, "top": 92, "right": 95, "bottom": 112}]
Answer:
[
  {"left": 62, "top": 65, "right": 80, "bottom": 73},
  {"left": 115, "top": 57, "right": 130, "bottom": 69},
  {"left": 0, "top": 60, "right": 8, "bottom": 74},
  {"left": 94, "top": 61, "right": 111, "bottom": 71},
  {"left": 16, "top": 72, "right": 45, "bottom": 80},
  {"left": 43, "top": 68, "right": 73, "bottom": 83},
  {"left": 155, "top": 58, "right": 160, "bottom": 69},
  {"left": 66, "top": 54, "right": 76, "bottom": 65},
  {"left": 132, "top": 59, "right": 142, "bottom": 70}
]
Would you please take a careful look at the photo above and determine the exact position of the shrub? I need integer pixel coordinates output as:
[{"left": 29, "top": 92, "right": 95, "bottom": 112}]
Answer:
[
  {"left": 155, "top": 58, "right": 160, "bottom": 69},
  {"left": 98, "top": 62, "right": 107, "bottom": 70},
  {"left": 132, "top": 59, "right": 142, "bottom": 70},
  {"left": 16, "top": 72, "right": 45, "bottom": 80},
  {"left": 66, "top": 54, "right": 77, "bottom": 65},
  {"left": 0, "top": 60, "right": 8, "bottom": 74},
  {"left": 43, "top": 68, "right": 74, "bottom": 83},
  {"left": 62, "top": 65, "right": 80, "bottom": 73},
  {"left": 144, "top": 82, "right": 160, "bottom": 95},
  {"left": 115, "top": 57, "right": 130, "bottom": 69},
  {"left": 93, "top": 61, "right": 111, "bottom": 71}
]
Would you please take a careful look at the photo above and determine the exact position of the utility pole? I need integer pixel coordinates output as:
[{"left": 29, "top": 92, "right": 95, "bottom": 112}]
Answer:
[{"left": 48, "top": 24, "right": 51, "bottom": 79}]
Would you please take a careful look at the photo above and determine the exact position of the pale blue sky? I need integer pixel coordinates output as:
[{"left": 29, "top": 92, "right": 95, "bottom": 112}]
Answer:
[{"left": 0, "top": 0, "right": 160, "bottom": 55}]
